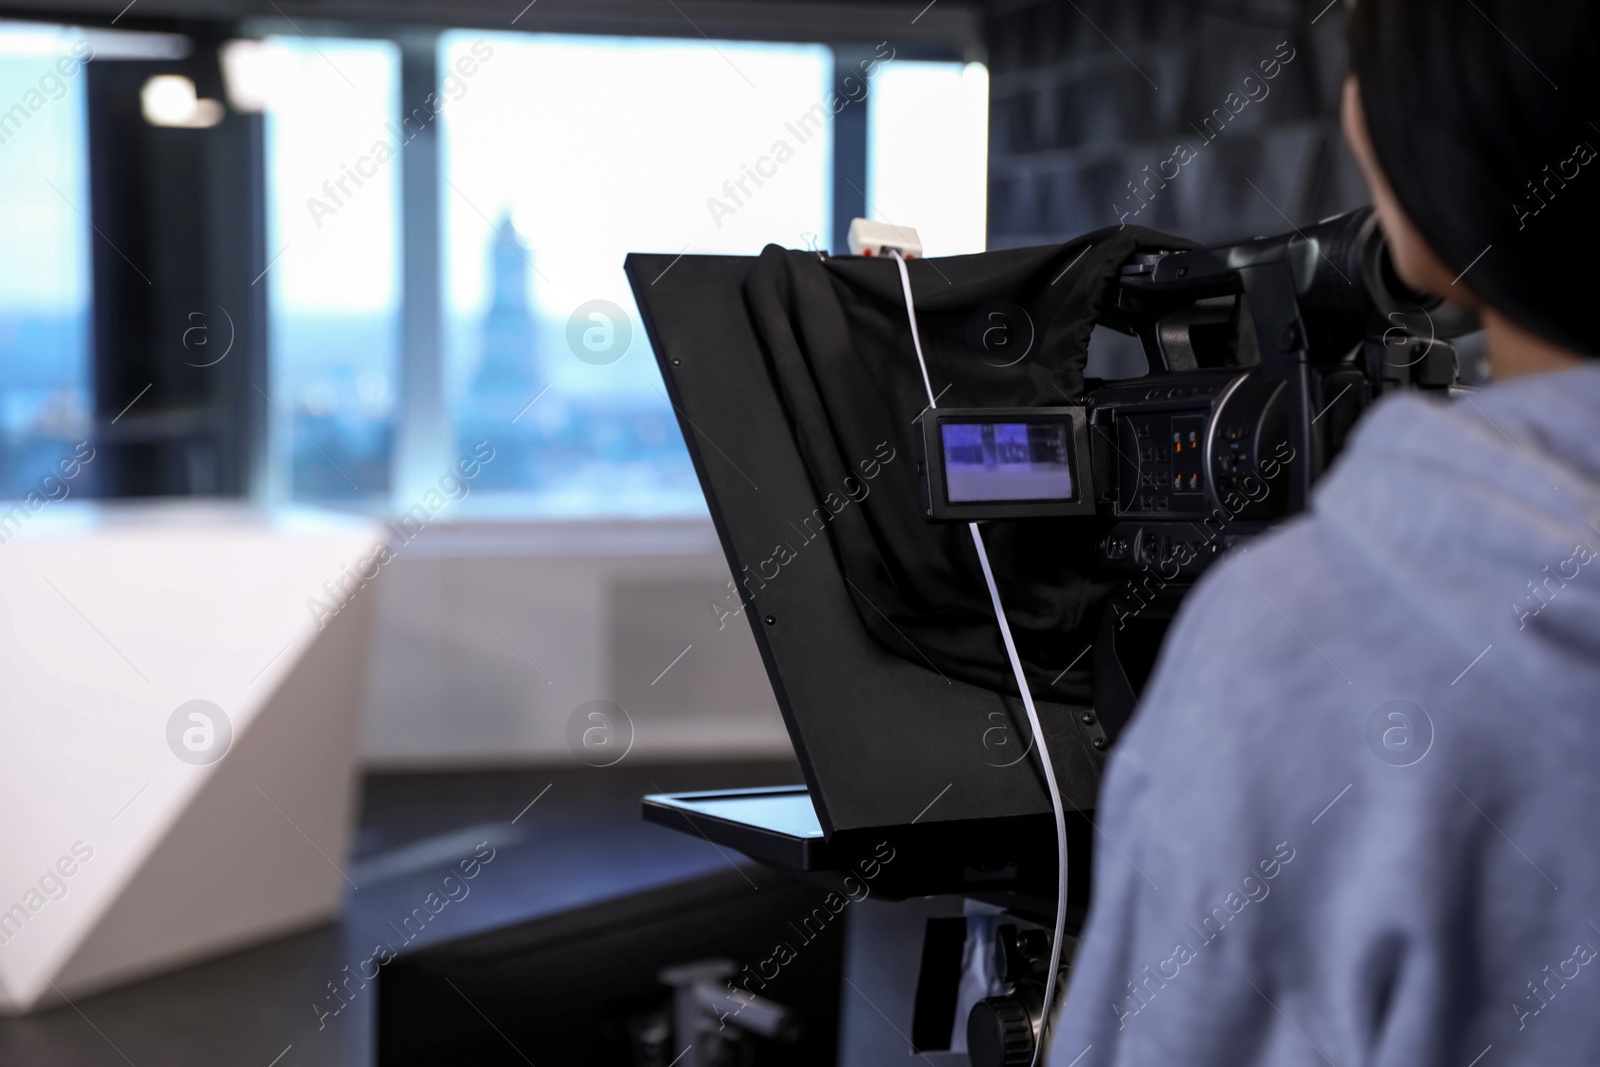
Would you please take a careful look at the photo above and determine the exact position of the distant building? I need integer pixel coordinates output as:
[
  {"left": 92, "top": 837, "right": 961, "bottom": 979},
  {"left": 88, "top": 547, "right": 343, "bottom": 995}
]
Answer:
[
  {"left": 467, "top": 213, "right": 540, "bottom": 415},
  {"left": 454, "top": 211, "right": 700, "bottom": 510}
]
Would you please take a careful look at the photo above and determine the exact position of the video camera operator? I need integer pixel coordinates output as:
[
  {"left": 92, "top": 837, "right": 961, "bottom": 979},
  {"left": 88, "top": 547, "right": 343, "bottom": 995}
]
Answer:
[{"left": 1051, "top": 2, "right": 1600, "bottom": 1064}]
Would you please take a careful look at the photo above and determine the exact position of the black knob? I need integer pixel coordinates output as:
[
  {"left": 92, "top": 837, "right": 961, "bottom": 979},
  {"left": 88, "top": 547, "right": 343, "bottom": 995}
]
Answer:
[{"left": 967, "top": 996, "right": 1035, "bottom": 1067}]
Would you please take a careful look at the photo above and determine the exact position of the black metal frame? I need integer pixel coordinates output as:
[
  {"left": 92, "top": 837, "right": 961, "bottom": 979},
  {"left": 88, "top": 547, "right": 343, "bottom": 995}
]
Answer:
[{"left": 84, "top": 44, "right": 269, "bottom": 497}]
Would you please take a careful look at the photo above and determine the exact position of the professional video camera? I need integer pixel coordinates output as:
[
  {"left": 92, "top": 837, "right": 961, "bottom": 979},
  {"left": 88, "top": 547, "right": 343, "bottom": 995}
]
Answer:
[
  {"left": 918, "top": 206, "right": 1474, "bottom": 571},
  {"left": 625, "top": 205, "right": 1478, "bottom": 1067},
  {"left": 913, "top": 206, "right": 1478, "bottom": 751}
]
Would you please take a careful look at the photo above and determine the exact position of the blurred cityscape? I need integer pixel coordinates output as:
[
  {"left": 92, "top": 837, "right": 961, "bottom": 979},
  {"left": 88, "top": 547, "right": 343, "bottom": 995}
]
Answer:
[
  {"left": 283, "top": 217, "right": 702, "bottom": 514},
  {"left": 449, "top": 217, "right": 699, "bottom": 510},
  {"left": 0, "top": 216, "right": 701, "bottom": 513},
  {"left": 0, "top": 312, "right": 92, "bottom": 500}
]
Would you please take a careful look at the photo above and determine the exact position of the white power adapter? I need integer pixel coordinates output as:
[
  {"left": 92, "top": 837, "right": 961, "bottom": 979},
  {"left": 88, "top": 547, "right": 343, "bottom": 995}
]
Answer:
[{"left": 846, "top": 217, "right": 923, "bottom": 259}]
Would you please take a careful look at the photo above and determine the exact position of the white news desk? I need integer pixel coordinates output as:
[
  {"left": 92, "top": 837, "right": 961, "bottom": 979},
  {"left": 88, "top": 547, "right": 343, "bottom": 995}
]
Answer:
[{"left": 0, "top": 501, "right": 381, "bottom": 1014}]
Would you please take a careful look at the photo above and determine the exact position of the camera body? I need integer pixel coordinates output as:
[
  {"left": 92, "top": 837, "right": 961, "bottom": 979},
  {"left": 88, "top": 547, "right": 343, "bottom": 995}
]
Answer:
[{"left": 917, "top": 208, "right": 1474, "bottom": 582}]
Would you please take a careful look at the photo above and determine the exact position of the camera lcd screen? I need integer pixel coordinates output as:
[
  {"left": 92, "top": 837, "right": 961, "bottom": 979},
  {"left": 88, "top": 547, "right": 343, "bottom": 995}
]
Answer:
[{"left": 940, "top": 421, "right": 1076, "bottom": 503}]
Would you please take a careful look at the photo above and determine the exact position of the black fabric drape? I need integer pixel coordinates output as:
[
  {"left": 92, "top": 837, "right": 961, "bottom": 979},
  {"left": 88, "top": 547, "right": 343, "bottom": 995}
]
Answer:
[{"left": 742, "top": 226, "right": 1192, "bottom": 703}]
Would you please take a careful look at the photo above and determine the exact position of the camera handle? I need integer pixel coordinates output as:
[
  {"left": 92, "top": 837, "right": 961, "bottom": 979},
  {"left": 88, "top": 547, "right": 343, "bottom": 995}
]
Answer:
[{"left": 1237, "top": 260, "right": 1319, "bottom": 515}]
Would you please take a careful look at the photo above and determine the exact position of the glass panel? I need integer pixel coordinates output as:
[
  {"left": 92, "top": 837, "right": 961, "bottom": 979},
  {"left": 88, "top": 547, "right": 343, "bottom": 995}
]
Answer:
[
  {"left": 438, "top": 32, "right": 832, "bottom": 517},
  {"left": 0, "top": 23, "right": 93, "bottom": 502},
  {"left": 867, "top": 60, "right": 989, "bottom": 257},
  {"left": 261, "top": 37, "right": 401, "bottom": 502}
]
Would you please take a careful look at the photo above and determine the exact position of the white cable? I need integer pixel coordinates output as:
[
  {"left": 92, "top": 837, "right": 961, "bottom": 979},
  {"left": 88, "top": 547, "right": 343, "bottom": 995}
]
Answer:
[
  {"left": 891, "top": 252, "right": 940, "bottom": 409},
  {"left": 890, "top": 250, "right": 1069, "bottom": 1066}
]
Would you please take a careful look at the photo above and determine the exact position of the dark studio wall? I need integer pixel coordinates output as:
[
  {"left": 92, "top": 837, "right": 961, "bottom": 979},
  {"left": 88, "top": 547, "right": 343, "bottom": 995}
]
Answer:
[{"left": 984, "top": 0, "right": 1366, "bottom": 249}]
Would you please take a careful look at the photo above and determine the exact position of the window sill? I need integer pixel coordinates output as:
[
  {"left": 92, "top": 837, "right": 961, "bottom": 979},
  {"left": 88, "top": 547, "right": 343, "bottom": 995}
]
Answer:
[{"left": 352, "top": 514, "right": 723, "bottom": 559}]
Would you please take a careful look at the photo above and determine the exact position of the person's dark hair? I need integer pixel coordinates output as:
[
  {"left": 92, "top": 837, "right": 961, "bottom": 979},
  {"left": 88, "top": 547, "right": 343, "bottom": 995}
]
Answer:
[{"left": 1347, "top": 0, "right": 1600, "bottom": 356}]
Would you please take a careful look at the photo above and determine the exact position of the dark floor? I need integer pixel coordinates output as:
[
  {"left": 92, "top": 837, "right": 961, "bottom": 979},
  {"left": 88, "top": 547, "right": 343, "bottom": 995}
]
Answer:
[{"left": 0, "top": 761, "right": 802, "bottom": 1067}]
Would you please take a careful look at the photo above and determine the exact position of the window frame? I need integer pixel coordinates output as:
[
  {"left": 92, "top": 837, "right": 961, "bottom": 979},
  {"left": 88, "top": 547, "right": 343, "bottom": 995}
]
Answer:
[{"left": 71, "top": 9, "right": 980, "bottom": 526}]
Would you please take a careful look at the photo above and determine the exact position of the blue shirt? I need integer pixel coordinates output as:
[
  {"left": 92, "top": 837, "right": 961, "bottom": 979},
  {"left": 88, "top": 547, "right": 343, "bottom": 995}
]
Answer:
[{"left": 1051, "top": 365, "right": 1600, "bottom": 1067}]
